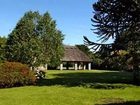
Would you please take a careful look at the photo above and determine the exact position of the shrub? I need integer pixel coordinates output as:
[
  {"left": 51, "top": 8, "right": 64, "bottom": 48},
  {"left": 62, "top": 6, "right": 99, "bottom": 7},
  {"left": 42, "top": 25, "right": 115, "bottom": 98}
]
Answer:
[
  {"left": 35, "top": 70, "right": 46, "bottom": 80},
  {"left": 0, "top": 62, "right": 36, "bottom": 88}
]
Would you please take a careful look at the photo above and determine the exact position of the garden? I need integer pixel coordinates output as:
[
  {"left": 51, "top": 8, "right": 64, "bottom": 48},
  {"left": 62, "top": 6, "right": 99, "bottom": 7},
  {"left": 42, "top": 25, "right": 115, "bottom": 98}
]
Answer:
[{"left": 0, "top": 0, "right": 140, "bottom": 105}]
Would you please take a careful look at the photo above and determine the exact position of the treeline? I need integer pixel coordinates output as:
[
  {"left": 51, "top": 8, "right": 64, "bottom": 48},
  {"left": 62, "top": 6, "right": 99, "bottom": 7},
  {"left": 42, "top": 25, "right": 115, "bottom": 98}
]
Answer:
[{"left": 76, "top": 44, "right": 139, "bottom": 71}]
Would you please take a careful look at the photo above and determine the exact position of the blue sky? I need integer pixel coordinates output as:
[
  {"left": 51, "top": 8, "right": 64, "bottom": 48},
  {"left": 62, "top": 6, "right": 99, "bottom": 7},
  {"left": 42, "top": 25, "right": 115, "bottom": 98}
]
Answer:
[{"left": 0, "top": 0, "right": 98, "bottom": 45}]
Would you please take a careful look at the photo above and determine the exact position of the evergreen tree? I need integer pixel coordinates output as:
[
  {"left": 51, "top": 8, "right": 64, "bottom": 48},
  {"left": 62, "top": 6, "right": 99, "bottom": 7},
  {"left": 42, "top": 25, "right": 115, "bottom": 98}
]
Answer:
[
  {"left": 37, "top": 12, "right": 64, "bottom": 68},
  {"left": 5, "top": 11, "right": 64, "bottom": 69},
  {"left": 5, "top": 11, "right": 42, "bottom": 67},
  {"left": 0, "top": 36, "right": 7, "bottom": 62},
  {"left": 84, "top": 0, "right": 140, "bottom": 84},
  {"left": 76, "top": 44, "right": 91, "bottom": 56}
]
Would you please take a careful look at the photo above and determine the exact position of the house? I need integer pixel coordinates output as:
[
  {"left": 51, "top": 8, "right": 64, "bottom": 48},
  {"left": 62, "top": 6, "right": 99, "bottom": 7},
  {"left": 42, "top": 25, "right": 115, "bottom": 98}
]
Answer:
[{"left": 60, "top": 45, "right": 92, "bottom": 70}]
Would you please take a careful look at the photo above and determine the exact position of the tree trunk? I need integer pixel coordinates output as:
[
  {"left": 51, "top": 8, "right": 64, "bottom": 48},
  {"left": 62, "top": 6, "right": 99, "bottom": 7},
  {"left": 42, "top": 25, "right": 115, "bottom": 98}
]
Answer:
[
  {"left": 65, "top": 62, "right": 69, "bottom": 70},
  {"left": 133, "top": 66, "right": 140, "bottom": 85},
  {"left": 132, "top": 47, "right": 140, "bottom": 85}
]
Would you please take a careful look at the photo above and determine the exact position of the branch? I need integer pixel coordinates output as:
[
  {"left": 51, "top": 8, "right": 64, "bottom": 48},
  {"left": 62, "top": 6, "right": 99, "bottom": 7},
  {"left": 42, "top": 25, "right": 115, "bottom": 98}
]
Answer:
[{"left": 83, "top": 36, "right": 113, "bottom": 53}]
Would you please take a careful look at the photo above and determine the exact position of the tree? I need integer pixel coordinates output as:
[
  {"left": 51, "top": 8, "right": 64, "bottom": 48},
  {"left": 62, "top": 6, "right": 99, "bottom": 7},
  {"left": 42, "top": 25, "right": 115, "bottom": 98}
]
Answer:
[
  {"left": 84, "top": 0, "right": 140, "bottom": 84},
  {"left": 5, "top": 11, "right": 64, "bottom": 69},
  {"left": 37, "top": 12, "right": 64, "bottom": 68},
  {"left": 76, "top": 44, "right": 91, "bottom": 56},
  {"left": 5, "top": 11, "right": 42, "bottom": 67},
  {"left": 76, "top": 44, "right": 103, "bottom": 69},
  {"left": 0, "top": 36, "right": 7, "bottom": 62}
]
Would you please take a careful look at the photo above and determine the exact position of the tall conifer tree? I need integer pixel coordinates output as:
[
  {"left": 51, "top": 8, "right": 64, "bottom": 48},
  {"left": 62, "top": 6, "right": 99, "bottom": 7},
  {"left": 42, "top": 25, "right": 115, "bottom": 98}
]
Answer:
[
  {"left": 5, "top": 11, "right": 42, "bottom": 67},
  {"left": 84, "top": 0, "right": 140, "bottom": 84},
  {"left": 37, "top": 12, "right": 64, "bottom": 68}
]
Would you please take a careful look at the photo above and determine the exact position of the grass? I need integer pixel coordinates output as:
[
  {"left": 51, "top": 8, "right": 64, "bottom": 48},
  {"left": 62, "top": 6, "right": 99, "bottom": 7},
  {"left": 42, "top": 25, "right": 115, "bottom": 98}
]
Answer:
[{"left": 0, "top": 70, "right": 140, "bottom": 105}]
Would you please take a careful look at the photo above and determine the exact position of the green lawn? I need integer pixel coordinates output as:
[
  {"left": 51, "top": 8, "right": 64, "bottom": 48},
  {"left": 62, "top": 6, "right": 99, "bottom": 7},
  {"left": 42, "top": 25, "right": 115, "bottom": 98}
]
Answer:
[{"left": 0, "top": 70, "right": 140, "bottom": 105}]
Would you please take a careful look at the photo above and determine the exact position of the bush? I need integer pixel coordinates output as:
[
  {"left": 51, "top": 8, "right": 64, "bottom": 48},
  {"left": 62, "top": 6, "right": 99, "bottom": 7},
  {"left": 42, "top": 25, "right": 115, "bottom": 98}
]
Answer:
[
  {"left": 0, "top": 62, "right": 36, "bottom": 88},
  {"left": 35, "top": 70, "right": 46, "bottom": 80}
]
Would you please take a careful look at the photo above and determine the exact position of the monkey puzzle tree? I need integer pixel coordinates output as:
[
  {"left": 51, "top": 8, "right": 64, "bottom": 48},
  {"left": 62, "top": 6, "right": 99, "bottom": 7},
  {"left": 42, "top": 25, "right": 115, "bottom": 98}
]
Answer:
[{"left": 84, "top": 0, "right": 140, "bottom": 84}]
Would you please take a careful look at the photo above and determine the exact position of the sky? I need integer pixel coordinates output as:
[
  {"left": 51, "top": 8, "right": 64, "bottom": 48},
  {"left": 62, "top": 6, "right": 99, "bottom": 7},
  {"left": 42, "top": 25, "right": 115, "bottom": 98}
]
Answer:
[{"left": 0, "top": 0, "right": 98, "bottom": 45}]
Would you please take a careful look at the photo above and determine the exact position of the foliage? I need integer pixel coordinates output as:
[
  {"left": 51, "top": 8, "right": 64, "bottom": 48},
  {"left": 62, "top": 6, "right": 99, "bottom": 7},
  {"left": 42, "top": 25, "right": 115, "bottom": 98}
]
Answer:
[
  {"left": 37, "top": 12, "right": 64, "bottom": 68},
  {"left": 5, "top": 11, "right": 42, "bottom": 67},
  {"left": 84, "top": 0, "right": 140, "bottom": 56},
  {"left": 0, "top": 62, "right": 36, "bottom": 88},
  {"left": 97, "top": 50, "right": 130, "bottom": 70},
  {"left": 0, "top": 37, "right": 7, "bottom": 62},
  {"left": 76, "top": 44, "right": 103, "bottom": 69},
  {"left": 5, "top": 11, "right": 64, "bottom": 68},
  {"left": 84, "top": 0, "right": 140, "bottom": 84},
  {"left": 76, "top": 44, "right": 91, "bottom": 56},
  {"left": 91, "top": 53, "right": 103, "bottom": 69},
  {"left": 114, "top": 31, "right": 140, "bottom": 71},
  {"left": 35, "top": 70, "right": 46, "bottom": 80}
]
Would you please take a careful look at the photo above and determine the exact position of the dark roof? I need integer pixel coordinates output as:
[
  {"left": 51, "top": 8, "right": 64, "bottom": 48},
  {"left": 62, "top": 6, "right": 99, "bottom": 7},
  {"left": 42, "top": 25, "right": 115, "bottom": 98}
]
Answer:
[{"left": 61, "top": 45, "right": 91, "bottom": 62}]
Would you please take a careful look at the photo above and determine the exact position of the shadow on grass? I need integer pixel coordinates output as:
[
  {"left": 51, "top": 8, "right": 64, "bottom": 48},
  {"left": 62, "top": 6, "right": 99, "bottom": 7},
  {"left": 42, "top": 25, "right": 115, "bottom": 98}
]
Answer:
[
  {"left": 37, "top": 71, "right": 134, "bottom": 88},
  {"left": 96, "top": 100, "right": 140, "bottom": 105}
]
